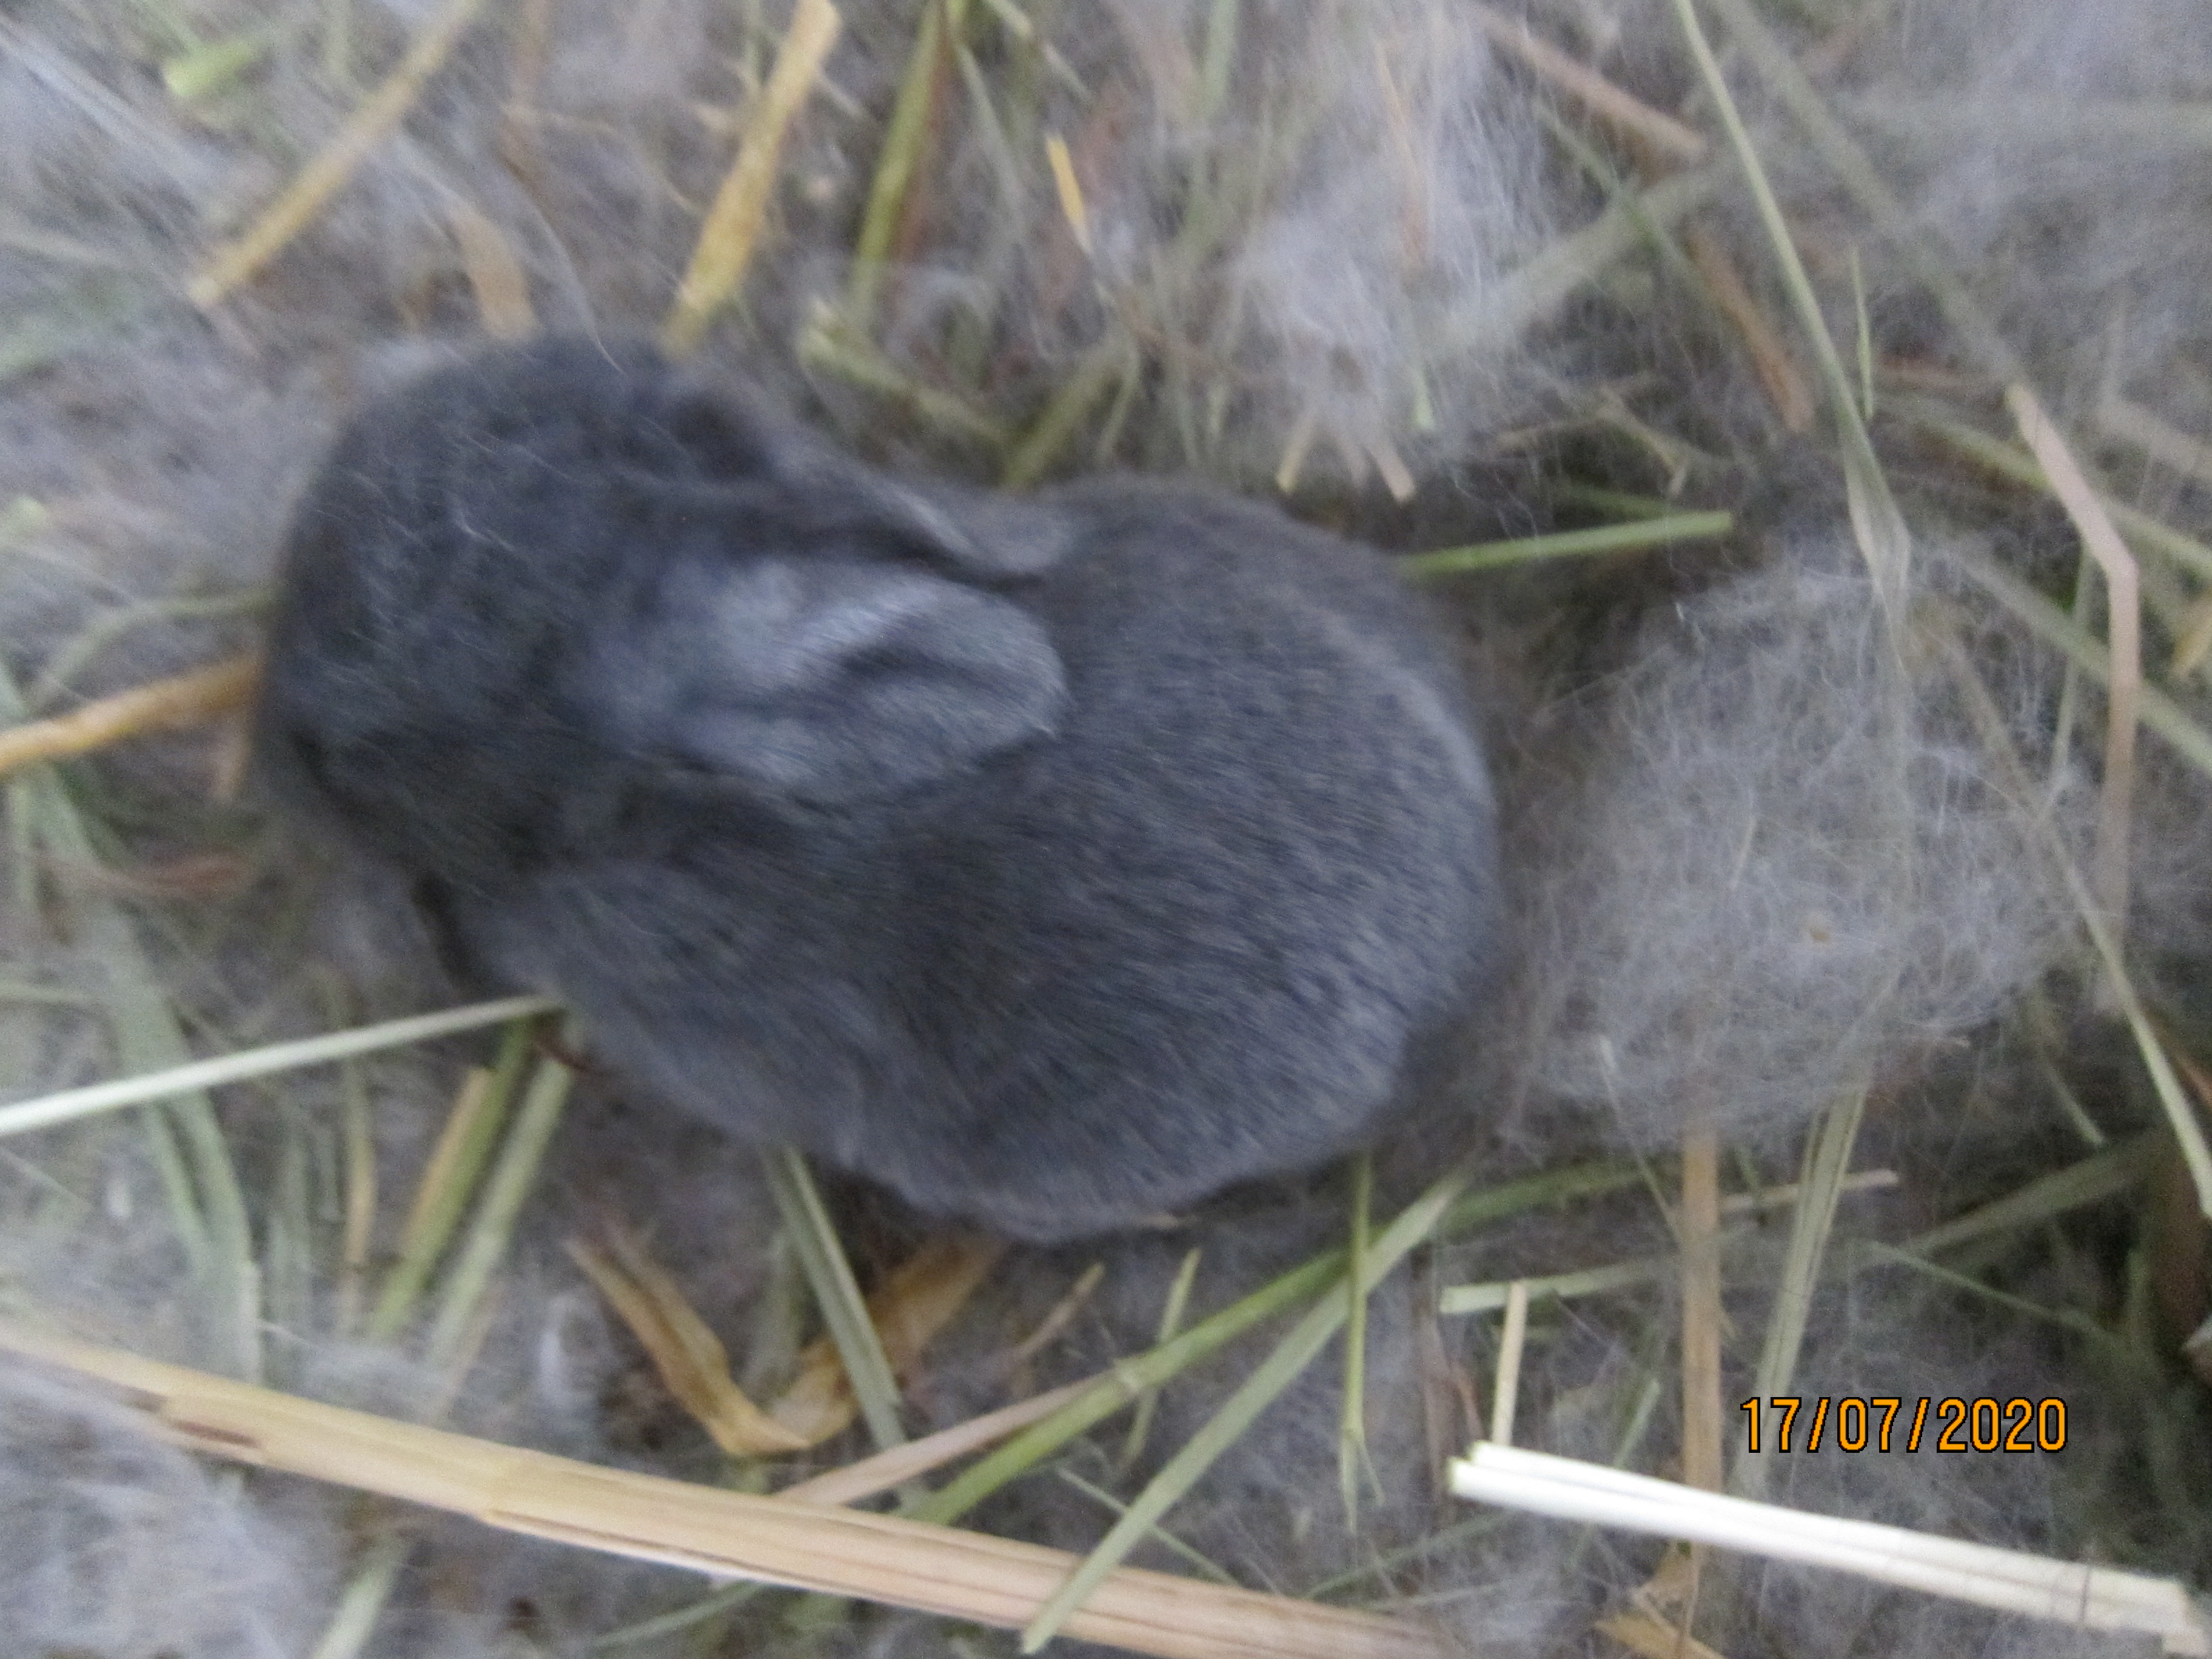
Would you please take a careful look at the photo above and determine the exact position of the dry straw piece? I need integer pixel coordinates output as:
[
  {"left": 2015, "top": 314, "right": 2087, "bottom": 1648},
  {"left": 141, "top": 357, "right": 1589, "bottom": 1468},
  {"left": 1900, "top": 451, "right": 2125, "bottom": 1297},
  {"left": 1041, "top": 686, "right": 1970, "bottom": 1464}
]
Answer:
[
  {"left": 2005, "top": 382, "right": 2142, "bottom": 931},
  {"left": 661, "top": 0, "right": 844, "bottom": 356},
  {"left": 0, "top": 995, "right": 560, "bottom": 1139},
  {"left": 1451, "top": 1441, "right": 2212, "bottom": 1655},
  {"left": 0, "top": 1320, "right": 1450, "bottom": 1659},
  {"left": 187, "top": 0, "right": 494, "bottom": 306},
  {"left": 7, "top": 0, "right": 2212, "bottom": 1652},
  {"left": 0, "top": 653, "right": 261, "bottom": 780}
]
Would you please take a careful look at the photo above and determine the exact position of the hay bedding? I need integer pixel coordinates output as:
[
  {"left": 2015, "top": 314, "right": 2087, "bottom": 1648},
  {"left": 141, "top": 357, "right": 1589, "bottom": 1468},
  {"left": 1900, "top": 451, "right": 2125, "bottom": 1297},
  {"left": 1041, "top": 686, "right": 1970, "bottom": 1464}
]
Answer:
[{"left": 0, "top": 1, "right": 2209, "bottom": 1655}]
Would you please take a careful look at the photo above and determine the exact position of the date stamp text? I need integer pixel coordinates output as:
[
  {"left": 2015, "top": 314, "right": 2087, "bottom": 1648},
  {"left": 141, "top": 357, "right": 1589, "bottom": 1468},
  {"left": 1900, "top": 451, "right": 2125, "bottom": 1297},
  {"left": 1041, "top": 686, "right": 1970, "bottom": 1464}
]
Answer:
[{"left": 1739, "top": 1396, "right": 2066, "bottom": 1453}]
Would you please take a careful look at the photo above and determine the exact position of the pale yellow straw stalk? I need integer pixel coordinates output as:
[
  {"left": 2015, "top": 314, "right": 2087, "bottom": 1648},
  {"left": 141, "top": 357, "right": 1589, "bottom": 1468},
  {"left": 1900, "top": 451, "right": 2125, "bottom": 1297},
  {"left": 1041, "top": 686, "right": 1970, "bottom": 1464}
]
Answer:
[
  {"left": 662, "top": 0, "right": 843, "bottom": 355},
  {"left": 189, "top": 0, "right": 492, "bottom": 306},
  {"left": 0, "top": 654, "right": 261, "bottom": 780},
  {"left": 1452, "top": 1441, "right": 2212, "bottom": 1655},
  {"left": 0, "top": 1321, "right": 1451, "bottom": 1659}
]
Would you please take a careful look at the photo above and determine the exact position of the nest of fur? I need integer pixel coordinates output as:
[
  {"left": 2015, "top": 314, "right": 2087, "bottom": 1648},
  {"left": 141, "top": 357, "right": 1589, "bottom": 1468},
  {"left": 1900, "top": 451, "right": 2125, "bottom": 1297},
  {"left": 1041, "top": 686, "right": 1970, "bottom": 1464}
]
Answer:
[{"left": 1, "top": 0, "right": 2210, "bottom": 1655}]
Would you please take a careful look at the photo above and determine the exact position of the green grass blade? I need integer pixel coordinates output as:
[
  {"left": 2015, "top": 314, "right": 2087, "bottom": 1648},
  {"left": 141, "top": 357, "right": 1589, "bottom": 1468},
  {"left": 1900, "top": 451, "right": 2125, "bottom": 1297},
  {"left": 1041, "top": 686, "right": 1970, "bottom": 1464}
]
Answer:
[
  {"left": 0, "top": 993, "right": 559, "bottom": 1139},
  {"left": 1119, "top": 1245, "right": 1200, "bottom": 1472},
  {"left": 910, "top": 1254, "right": 1344, "bottom": 1526},
  {"left": 1339, "top": 1151, "right": 1378, "bottom": 1528},
  {"left": 307, "top": 1529, "right": 415, "bottom": 1659},
  {"left": 1695, "top": 0, "right": 2019, "bottom": 381},
  {"left": 423, "top": 1030, "right": 575, "bottom": 1371},
  {"left": 1406, "top": 512, "right": 1733, "bottom": 577},
  {"left": 1438, "top": 1254, "right": 1671, "bottom": 1315},
  {"left": 367, "top": 1017, "right": 535, "bottom": 1339},
  {"left": 1906, "top": 1131, "right": 2165, "bottom": 1259},
  {"left": 845, "top": 0, "right": 964, "bottom": 325},
  {"left": 1733, "top": 1085, "right": 1865, "bottom": 1498},
  {"left": 1859, "top": 1242, "right": 2116, "bottom": 1346},
  {"left": 1446, "top": 164, "right": 1727, "bottom": 352},
  {"left": 913, "top": 1159, "right": 1645, "bottom": 1534},
  {"left": 1019, "top": 1162, "right": 1478, "bottom": 1650},
  {"left": 1898, "top": 400, "right": 2212, "bottom": 585},
  {"left": 1053, "top": 1466, "right": 1238, "bottom": 1583},
  {"left": 761, "top": 1144, "right": 907, "bottom": 1450},
  {"left": 1669, "top": 0, "right": 1910, "bottom": 622},
  {"left": 0, "top": 659, "right": 256, "bottom": 1375},
  {"left": 1943, "top": 543, "right": 2212, "bottom": 780}
]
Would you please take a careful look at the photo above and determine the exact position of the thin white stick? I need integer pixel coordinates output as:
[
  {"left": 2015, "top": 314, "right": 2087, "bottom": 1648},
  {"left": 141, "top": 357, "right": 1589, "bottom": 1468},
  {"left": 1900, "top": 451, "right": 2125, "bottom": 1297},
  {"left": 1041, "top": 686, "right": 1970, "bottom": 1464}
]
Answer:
[
  {"left": 1488, "top": 1281, "right": 1530, "bottom": 1447},
  {"left": 1450, "top": 1442, "right": 2211, "bottom": 1654},
  {"left": 0, "top": 995, "right": 560, "bottom": 1139}
]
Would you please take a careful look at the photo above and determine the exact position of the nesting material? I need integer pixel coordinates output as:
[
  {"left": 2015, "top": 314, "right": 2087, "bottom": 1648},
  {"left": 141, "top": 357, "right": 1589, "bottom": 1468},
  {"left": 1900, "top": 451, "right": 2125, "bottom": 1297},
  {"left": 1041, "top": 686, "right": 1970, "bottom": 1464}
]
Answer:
[
  {"left": 0, "top": 994, "right": 558, "bottom": 1139},
  {"left": 0, "top": 1318, "right": 1451, "bottom": 1659},
  {"left": 1, "top": 0, "right": 2211, "bottom": 1655},
  {"left": 1517, "top": 563, "right": 2076, "bottom": 1145},
  {"left": 1451, "top": 1443, "right": 2212, "bottom": 1655}
]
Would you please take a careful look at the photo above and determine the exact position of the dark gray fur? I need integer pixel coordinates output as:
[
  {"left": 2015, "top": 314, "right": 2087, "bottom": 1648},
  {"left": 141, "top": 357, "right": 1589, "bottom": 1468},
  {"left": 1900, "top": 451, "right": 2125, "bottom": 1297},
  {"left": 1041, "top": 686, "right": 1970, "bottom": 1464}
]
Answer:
[{"left": 257, "top": 338, "right": 1499, "bottom": 1241}]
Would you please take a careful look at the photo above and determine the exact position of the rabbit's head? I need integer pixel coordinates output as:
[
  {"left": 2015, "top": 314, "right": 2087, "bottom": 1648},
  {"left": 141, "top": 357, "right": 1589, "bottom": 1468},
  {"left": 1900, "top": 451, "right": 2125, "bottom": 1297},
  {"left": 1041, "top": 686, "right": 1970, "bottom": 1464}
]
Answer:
[{"left": 257, "top": 339, "right": 1074, "bottom": 882}]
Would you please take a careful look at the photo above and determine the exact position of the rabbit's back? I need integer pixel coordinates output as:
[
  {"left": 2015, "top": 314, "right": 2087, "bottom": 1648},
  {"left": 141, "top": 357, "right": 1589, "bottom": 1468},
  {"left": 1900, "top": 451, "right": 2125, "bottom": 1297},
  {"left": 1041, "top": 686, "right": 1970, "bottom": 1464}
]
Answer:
[
  {"left": 263, "top": 341, "right": 1500, "bottom": 1241},
  {"left": 466, "top": 481, "right": 1498, "bottom": 1239}
]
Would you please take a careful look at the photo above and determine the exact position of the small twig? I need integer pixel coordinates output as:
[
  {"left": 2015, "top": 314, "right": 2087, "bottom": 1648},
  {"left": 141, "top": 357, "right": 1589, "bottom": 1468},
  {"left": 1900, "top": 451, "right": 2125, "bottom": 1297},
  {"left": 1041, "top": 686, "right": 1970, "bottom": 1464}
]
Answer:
[
  {"left": 444, "top": 197, "right": 536, "bottom": 340},
  {"left": 1900, "top": 400, "right": 2212, "bottom": 583},
  {"left": 1925, "top": 614, "right": 2212, "bottom": 1224},
  {"left": 1410, "top": 1253, "right": 1469, "bottom": 1494},
  {"left": 1468, "top": 2, "right": 1709, "bottom": 168},
  {"left": 767, "top": 1230, "right": 1002, "bottom": 1447},
  {"left": 1488, "top": 1281, "right": 1530, "bottom": 1448},
  {"left": 569, "top": 1228, "right": 809, "bottom": 1457},
  {"left": 2006, "top": 384, "right": 2140, "bottom": 933},
  {"left": 780, "top": 1381, "right": 1094, "bottom": 1507},
  {"left": 1942, "top": 543, "right": 2212, "bottom": 780},
  {"left": 1045, "top": 133, "right": 1093, "bottom": 256},
  {"left": 662, "top": 0, "right": 842, "bottom": 355},
  {"left": 189, "top": 0, "right": 493, "bottom": 306},
  {"left": 1004, "top": 1262, "right": 1105, "bottom": 1373},
  {"left": 0, "top": 653, "right": 260, "bottom": 780},
  {"left": 1684, "top": 224, "right": 1814, "bottom": 432},
  {"left": 0, "top": 994, "right": 560, "bottom": 1141},
  {"left": 1368, "top": 437, "right": 1417, "bottom": 504},
  {"left": 1677, "top": 1123, "right": 1724, "bottom": 1495}
]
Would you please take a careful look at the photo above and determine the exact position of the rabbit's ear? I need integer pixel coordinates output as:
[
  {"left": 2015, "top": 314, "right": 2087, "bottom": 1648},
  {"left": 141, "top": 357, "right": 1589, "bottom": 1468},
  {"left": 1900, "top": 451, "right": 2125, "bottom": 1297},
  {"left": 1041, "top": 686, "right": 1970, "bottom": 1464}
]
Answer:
[
  {"left": 626, "top": 561, "right": 1066, "bottom": 805},
  {"left": 652, "top": 364, "right": 1076, "bottom": 577},
  {"left": 847, "top": 479, "right": 1076, "bottom": 578},
  {"left": 766, "top": 435, "right": 1075, "bottom": 577}
]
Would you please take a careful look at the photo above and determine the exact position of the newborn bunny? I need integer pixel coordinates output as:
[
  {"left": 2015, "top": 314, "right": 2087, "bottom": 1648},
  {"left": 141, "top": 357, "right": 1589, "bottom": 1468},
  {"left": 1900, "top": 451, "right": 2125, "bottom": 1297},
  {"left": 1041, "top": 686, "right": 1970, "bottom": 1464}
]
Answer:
[{"left": 258, "top": 338, "right": 1500, "bottom": 1241}]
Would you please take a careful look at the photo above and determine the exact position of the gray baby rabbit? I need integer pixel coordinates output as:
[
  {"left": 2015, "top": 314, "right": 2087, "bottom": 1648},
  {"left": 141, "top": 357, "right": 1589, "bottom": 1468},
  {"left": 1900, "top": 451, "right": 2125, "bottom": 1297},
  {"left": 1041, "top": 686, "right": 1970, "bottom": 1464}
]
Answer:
[{"left": 257, "top": 337, "right": 1499, "bottom": 1241}]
